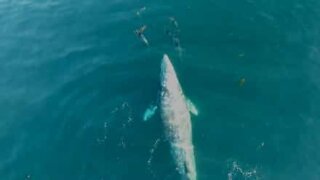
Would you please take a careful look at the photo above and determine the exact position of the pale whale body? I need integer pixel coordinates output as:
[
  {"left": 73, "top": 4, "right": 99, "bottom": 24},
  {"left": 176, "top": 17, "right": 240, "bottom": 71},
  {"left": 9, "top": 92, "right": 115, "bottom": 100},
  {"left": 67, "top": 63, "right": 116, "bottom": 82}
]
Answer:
[{"left": 160, "top": 54, "right": 197, "bottom": 180}]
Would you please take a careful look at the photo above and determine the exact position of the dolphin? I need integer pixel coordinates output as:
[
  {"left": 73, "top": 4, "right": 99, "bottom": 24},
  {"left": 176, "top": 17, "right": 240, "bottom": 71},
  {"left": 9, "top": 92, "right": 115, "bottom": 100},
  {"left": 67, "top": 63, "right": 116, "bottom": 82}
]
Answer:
[{"left": 144, "top": 54, "right": 198, "bottom": 180}]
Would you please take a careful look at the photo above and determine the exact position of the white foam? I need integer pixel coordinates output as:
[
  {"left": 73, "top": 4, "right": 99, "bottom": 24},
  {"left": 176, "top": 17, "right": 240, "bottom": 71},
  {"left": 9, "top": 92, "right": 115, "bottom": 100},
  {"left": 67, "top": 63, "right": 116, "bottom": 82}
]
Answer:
[{"left": 227, "top": 161, "right": 259, "bottom": 180}]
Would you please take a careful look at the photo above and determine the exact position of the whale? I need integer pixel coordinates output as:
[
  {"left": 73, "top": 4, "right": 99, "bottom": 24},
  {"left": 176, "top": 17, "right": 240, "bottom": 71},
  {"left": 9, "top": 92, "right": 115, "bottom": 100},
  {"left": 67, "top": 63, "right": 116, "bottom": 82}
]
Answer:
[{"left": 144, "top": 54, "right": 198, "bottom": 180}]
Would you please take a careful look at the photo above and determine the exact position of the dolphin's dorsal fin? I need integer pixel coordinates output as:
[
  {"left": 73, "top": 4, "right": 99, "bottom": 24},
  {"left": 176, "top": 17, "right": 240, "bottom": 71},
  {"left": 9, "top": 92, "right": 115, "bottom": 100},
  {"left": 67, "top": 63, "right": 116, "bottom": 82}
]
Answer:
[
  {"left": 143, "top": 104, "right": 158, "bottom": 121},
  {"left": 186, "top": 98, "right": 199, "bottom": 116}
]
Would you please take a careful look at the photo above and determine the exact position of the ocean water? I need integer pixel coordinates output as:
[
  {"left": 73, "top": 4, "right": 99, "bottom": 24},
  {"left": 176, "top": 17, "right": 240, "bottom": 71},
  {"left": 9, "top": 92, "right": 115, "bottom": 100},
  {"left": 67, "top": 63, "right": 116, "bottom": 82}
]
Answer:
[{"left": 0, "top": 0, "right": 320, "bottom": 179}]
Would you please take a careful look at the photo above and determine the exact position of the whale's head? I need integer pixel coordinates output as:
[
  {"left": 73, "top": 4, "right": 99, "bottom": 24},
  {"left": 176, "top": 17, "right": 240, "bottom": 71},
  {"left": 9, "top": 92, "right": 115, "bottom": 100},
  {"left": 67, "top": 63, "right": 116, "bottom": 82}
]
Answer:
[
  {"left": 161, "top": 54, "right": 174, "bottom": 77},
  {"left": 160, "top": 54, "right": 180, "bottom": 93}
]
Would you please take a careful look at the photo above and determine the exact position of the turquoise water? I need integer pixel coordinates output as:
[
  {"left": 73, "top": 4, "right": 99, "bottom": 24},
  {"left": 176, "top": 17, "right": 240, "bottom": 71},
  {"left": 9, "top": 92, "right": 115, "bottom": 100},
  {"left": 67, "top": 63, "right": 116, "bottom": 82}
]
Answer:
[{"left": 0, "top": 0, "right": 320, "bottom": 179}]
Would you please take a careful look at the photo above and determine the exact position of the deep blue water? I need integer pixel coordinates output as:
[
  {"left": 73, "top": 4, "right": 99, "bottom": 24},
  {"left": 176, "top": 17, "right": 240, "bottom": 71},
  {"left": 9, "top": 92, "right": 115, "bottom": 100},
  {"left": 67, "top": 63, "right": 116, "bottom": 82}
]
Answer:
[{"left": 0, "top": 0, "right": 320, "bottom": 179}]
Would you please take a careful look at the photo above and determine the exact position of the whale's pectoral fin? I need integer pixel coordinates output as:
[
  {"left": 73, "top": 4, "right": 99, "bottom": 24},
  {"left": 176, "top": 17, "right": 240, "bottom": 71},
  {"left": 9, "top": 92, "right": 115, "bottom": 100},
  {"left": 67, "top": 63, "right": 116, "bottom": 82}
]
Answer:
[
  {"left": 143, "top": 104, "right": 158, "bottom": 121},
  {"left": 186, "top": 98, "right": 199, "bottom": 116}
]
